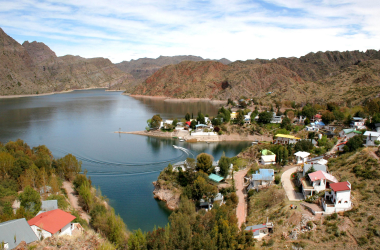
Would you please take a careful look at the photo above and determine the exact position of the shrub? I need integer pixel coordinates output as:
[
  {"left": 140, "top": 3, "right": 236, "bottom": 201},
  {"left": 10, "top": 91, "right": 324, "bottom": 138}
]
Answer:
[
  {"left": 357, "top": 236, "right": 368, "bottom": 246},
  {"left": 307, "top": 221, "right": 313, "bottom": 229}
]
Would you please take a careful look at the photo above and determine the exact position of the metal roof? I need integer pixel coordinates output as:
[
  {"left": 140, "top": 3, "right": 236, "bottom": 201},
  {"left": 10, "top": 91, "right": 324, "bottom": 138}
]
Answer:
[
  {"left": 275, "top": 134, "right": 300, "bottom": 139},
  {"left": 41, "top": 200, "right": 58, "bottom": 211},
  {"left": 0, "top": 218, "right": 38, "bottom": 249},
  {"left": 245, "top": 224, "right": 266, "bottom": 231},
  {"left": 208, "top": 173, "right": 224, "bottom": 182},
  {"left": 304, "top": 163, "right": 326, "bottom": 174},
  {"left": 252, "top": 169, "right": 274, "bottom": 181},
  {"left": 261, "top": 149, "right": 274, "bottom": 156}
]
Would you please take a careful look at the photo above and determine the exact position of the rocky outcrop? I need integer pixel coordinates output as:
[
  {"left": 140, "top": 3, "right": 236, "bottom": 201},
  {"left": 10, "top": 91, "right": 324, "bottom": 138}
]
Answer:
[
  {"left": 0, "top": 28, "right": 132, "bottom": 95},
  {"left": 152, "top": 181, "right": 180, "bottom": 210}
]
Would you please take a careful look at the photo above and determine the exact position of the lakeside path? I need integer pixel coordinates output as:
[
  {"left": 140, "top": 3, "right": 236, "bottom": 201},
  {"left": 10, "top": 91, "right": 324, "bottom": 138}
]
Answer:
[
  {"left": 281, "top": 166, "right": 303, "bottom": 201},
  {"left": 235, "top": 168, "right": 250, "bottom": 229},
  {"left": 116, "top": 130, "right": 272, "bottom": 142},
  {"left": 62, "top": 181, "right": 91, "bottom": 223},
  {"left": 0, "top": 87, "right": 108, "bottom": 99}
]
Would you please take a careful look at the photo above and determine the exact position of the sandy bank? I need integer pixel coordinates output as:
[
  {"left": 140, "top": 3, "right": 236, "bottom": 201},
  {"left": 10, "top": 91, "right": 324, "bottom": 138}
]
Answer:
[
  {"left": 129, "top": 94, "right": 226, "bottom": 104},
  {"left": 116, "top": 130, "right": 272, "bottom": 142},
  {"left": 0, "top": 87, "right": 108, "bottom": 99}
]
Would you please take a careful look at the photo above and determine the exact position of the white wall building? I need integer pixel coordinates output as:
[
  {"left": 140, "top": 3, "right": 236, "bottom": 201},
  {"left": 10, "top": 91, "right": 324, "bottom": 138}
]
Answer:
[
  {"left": 294, "top": 151, "right": 310, "bottom": 164},
  {"left": 322, "top": 181, "right": 352, "bottom": 214}
]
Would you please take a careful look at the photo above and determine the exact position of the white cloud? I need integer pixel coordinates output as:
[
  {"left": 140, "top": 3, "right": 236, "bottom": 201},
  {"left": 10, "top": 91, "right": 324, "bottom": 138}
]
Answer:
[{"left": 0, "top": 0, "right": 379, "bottom": 63}]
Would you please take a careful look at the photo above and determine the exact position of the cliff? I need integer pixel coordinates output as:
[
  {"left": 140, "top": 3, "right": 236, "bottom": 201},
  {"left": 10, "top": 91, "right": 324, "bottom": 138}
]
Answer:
[
  {"left": 152, "top": 180, "right": 180, "bottom": 210},
  {"left": 0, "top": 28, "right": 132, "bottom": 95}
]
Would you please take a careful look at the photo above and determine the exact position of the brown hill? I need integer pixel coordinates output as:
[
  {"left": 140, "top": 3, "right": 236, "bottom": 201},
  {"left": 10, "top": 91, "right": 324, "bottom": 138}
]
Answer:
[
  {"left": 0, "top": 28, "right": 132, "bottom": 96},
  {"left": 116, "top": 55, "right": 231, "bottom": 91},
  {"left": 131, "top": 50, "right": 380, "bottom": 104}
]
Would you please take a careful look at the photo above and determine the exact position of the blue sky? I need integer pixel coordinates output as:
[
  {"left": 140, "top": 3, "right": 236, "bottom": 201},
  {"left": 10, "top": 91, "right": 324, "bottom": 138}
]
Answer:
[{"left": 0, "top": 0, "right": 379, "bottom": 63}]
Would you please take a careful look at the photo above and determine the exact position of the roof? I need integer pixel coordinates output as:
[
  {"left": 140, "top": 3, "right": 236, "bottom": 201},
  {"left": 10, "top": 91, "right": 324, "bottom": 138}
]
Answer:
[
  {"left": 275, "top": 134, "right": 300, "bottom": 139},
  {"left": 261, "top": 149, "right": 274, "bottom": 155},
  {"left": 195, "top": 124, "right": 207, "bottom": 127},
  {"left": 28, "top": 209, "right": 76, "bottom": 234},
  {"left": 364, "top": 131, "right": 380, "bottom": 137},
  {"left": 304, "top": 163, "right": 326, "bottom": 174},
  {"left": 214, "top": 193, "right": 223, "bottom": 201},
  {"left": 261, "top": 155, "right": 276, "bottom": 163},
  {"left": 352, "top": 117, "right": 364, "bottom": 120},
  {"left": 41, "top": 200, "right": 58, "bottom": 212},
  {"left": 342, "top": 129, "right": 362, "bottom": 134},
  {"left": 330, "top": 181, "right": 351, "bottom": 192},
  {"left": 252, "top": 169, "right": 274, "bottom": 181},
  {"left": 315, "top": 121, "right": 325, "bottom": 126},
  {"left": 294, "top": 151, "right": 310, "bottom": 158},
  {"left": 186, "top": 121, "right": 191, "bottom": 126},
  {"left": 245, "top": 224, "right": 266, "bottom": 231},
  {"left": 208, "top": 173, "right": 224, "bottom": 183},
  {"left": 0, "top": 218, "right": 38, "bottom": 249},
  {"left": 336, "top": 141, "right": 347, "bottom": 147},
  {"left": 308, "top": 170, "right": 338, "bottom": 183},
  {"left": 314, "top": 114, "right": 322, "bottom": 119}
]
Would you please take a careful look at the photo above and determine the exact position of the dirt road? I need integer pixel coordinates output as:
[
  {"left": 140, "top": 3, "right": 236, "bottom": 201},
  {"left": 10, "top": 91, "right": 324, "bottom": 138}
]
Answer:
[
  {"left": 235, "top": 168, "right": 249, "bottom": 229},
  {"left": 281, "top": 167, "right": 303, "bottom": 201},
  {"left": 62, "top": 181, "right": 90, "bottom": 223}
]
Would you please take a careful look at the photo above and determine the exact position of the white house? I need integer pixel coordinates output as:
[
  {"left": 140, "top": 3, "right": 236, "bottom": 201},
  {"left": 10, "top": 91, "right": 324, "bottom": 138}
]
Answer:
[
  {"left": 303, "top": 163, "right": 327, "bottom": 176},
  {"left": 363, "top": 131, "right": 380, "bottom": 146},
  {"left": 245, "top": 221, "right": 274, "bottom": 239},
  {"left": 28, "top": 209, "right": 76, "bottom": 239},
  {"left": 305, "top": 125, "right": 319, "bottom": 132},
  {"left": 273, "top": 134, "right": 301, "bottom": 145},
  {"left": 322, "top": 181, "right": 352, "bottom": 214},
  {"left": 301, "top": 170, "right": 338, "bottom": 198},
  {"left": 351, "top": 117, "right": 366, "bottom": 130},
  {"left": 271, "top": 115, "right": 283, "bottom": 124},
  {"left": 294, "top": 151, "right": 310, "bottom": 164},
  {"left": 248, "top": 169, "right": 275, "bottom": 190},
  {"left": 260, "top": 149, "right": 276, "bottom": 165}
]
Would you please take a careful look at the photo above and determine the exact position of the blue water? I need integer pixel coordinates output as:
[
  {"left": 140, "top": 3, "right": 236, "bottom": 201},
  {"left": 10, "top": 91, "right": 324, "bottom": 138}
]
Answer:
[{"left": 0, "top": 89, "right": 251, "bottom": 231}]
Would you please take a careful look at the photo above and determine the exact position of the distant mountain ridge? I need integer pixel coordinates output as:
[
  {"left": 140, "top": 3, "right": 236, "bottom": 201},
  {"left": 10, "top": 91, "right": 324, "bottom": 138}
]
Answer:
[
  {"left": 131, "top": 50, "right": 380, "bottom": 105},
  {"left": 116, "top": 55, "right": 231, "bottom": 90},
  {"left": 0, "top": 28, "right": 131, "bottom": 95}
]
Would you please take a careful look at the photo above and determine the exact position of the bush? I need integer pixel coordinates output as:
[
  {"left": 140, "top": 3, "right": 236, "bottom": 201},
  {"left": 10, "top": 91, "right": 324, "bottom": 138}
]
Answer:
[
  {"left": 46, "top": 194, "right": 69, "bottom": 210},
  {"left": 307, "top": 221, "right": 313, "bottom": 229},
  {"left": 357, "top": 236, "right": 368, "bottom": 246}
]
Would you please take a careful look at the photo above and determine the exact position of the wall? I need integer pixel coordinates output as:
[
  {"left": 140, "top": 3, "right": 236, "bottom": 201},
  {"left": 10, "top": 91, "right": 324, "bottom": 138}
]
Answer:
[{"left": 31, "top": 225, "right": 52, "bottom": 240}]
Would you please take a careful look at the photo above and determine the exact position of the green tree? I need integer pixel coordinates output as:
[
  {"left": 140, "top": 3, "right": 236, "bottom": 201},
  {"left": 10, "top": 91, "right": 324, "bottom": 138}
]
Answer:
[
  {"left": 78, "top": 181, "right": 93, "bottom": 213},
  {"left": 192, "top": 176, "right": 217, "bottom": 201},
  {"left": 258, "top": 111, "right": 273, "bottom": 124},
  {"left": 19, "top": 186, "right": 41, "bottom": 214},
  {"left": 0, "top": 152, "right": 14, "bottom": 179},
  {"left": 280, "top": 116, "right": 292, "bottom": 130},
  {"left": 185, "top": 113, "right": 190, "bottom": 121},
  {"left": 56, "top": 154, "right": 82, "bottom": 181},
  {"left": 236, "top": 110, "right": 244, "bottom": 126},
  {"left": 196, "top": 153, "right": 213, "bottom": 174},
  {"left": 172, "top": 118, "right": 178, "bottom": 127},
  {"left": 190, "top": 120, "right": 197, "bottom": 130},
  {"left": 333, "top": 110, "right": 344, "bottom": 123},
  {"left": 302, "top": 104, "right": 317, "bottom": 119},
  {"left": 197, "top": 111, "right": 205, "bottom": 124},
  {"left": 218, "top": 156, "right": 230, "bottom": 178},
  {"left": 128, "top": 229, "right": 147, "bottom": 250},
  {"left": 322, "top": 111, "right": 335, "bottom": 124},
  {"left": 344, "top": 135, "right": 364, "bottom": 152},
  {"left": 147, "top": 114, "right": 162, "bottom": 130},
  {"left": 294, "top": 140, "right": 314, "bottom": 152}
]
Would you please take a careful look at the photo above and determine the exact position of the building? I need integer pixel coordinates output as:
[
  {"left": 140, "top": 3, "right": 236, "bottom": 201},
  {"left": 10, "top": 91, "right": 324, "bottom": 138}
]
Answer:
[
  {"left": 363, "top": 131, "right": 380, "bottom": 146},
  {"left": 322, "top": 181, "right": 352, "bottom": 214},
  {"left": 294, "top": 151, "right": 310, "bottom": 164},
  {"left": 305, "top": 125, "right": 319, "bottom": 132},
  {"left": 199, "top": 193, "right": 224, "bottom": 210},
  {"left": 271, "top": 115, "right": 283, "bottom": 124},
  {"left": 208, "top": 173, "right": 224, "bottom": 183},
  {"left": 41, "top": 200, "right": 58, "bottom": 212},
  {"left": 301, "top": 170, "right": 338, "bottom": 198},
  {"left": 336, "top": 141, "right": 347, "bottom": 152},
  {"left": 0, "top": 218, "right": 38, "bottom": 249},
  {"left": 309, "top": 156, "right": 328, "bottom": 165},
  {"left": 339, "top": 129, "right": 362, "bottom": 140},
  {"left": 273, "top": 134, "right": 301, "bottom": 145},
  {"left": 245, "top": 221, "right": 274, "bottom": 239},
  {"left": 28, "top": 209, "right": 76, "bottom": 239},
  {"left": 303, "top": 163, "right": 327, "bottom": 176},
  {"left": 230, "top": 112, "right": 237, "bottom": 120},
  {"left": 260, "top": 149, "right": 276, "bottom": 165},
  {"left": 350, "top": 117, "right": 366, "bottom": 130},
  {"left": 248, "top": 169, "right": 275, "bottom": 190}
]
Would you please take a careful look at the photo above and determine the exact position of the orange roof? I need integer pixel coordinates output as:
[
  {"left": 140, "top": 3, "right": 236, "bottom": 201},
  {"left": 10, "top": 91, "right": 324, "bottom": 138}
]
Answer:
[
  {"left": 28, "top": 209, "right": 76, "bottom": 234},
  {"left": 330, "top": 182, "right": 351, "bottom": 192}
]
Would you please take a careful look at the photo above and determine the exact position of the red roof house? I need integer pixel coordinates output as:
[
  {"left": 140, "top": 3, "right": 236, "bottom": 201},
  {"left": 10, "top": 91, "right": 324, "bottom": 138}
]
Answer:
[
  {"left": 329, "top": 181, "right": 351, "bottom": 192},
  {"left": 323, "top": 181, "right": 352, "bottom": 214},
  {"left": 28, "top": 209, "right": 76, "bottom": 238}
]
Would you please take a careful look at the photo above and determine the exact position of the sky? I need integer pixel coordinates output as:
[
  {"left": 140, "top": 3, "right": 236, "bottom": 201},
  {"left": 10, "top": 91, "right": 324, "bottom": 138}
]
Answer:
[{"left": 0, "top": 0, "right": 379, "bottom": 63}]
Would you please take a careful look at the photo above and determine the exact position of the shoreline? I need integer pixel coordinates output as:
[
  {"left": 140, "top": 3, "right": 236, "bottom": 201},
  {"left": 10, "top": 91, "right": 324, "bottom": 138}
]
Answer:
[
  {"left": 0, "top": 87, "right": 108, "bottom": 99},
  {"left": 129, "top": 94, "right": 227, "bottom": 104},
  {"left": 116, "top": 130, "right": 271, "bottom": 142}
]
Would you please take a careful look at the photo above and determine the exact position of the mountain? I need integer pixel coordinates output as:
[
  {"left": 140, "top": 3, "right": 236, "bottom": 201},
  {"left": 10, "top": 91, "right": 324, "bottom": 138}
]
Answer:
[
  {"left": 115, "top": 55, "right": 231, "bottom": 90},
  {"left": 131, "top": 50, "right": 380, "bottom": 105},
  {"left": 0, "top": 28, "right": 132, "bottom": 96}
]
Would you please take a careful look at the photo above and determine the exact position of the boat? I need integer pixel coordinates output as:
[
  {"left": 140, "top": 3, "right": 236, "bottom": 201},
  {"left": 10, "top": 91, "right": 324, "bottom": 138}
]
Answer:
[
  {"left": 179, "top": 139, "right": 185, "bottom": 142},
  {"left": 172, "top": 136, "right": 178, "bottom": 139}
]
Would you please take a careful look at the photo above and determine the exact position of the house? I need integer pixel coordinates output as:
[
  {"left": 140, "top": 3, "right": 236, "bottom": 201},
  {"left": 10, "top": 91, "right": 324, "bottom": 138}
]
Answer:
[
  {"left": 324, "top": 125, "right": 337, "bottom": 132},
  {"left": 273, "top": 134, "right": 301, "bottom": 145},
  {"left": 293, "top": 116, "right": 306, "bottom": 125},
  {"left": 271, "top": 115, "right": 282, "bottom": 124},
  {"left": 309, "top": 156, "right": 328, "bottom": 165},
  {"left": 322, "top": 181, "right": 352, "bottom": 214},
  {"left": 339, "top": 129, "right": 362, "bottom": 140},
  {"left": 375, "top": 123, "right": 380, "bottom": 132},
  {"left": 301, "top": 170, "right": 338, "bottom": 198},
  {"left": 305, "top": 125, "right": 319, "bottom": 132},
  {"left": 208, "top": 173, "right": 224, "bottom": 183},
  {"left": 363, "top": 131, "right": 380, "bottom": 146},
  {"left": 41, "top": 200, "right": 58, "bottom": 212},
  {"left": 231, "top": 112, "right": 237, "bottom": 120},
  {"left": 28, "top": 209, "right": 76, "bottom": 239},
  {"left": 336, "top": 141, "right": 347, "bottom": 152},
  {"left": 199, "top": 193, "right": 224, "bottom": 210},
  {"left": 248, "top": 169, "right": 275, "bottom": 190},
  {"left": 303, "top": 163, "right": 327, "bottom": 176},
  {"left": 245, "top": 221, "right": 274, "bottom": 239},
  {"left": 0, "top": 218, "right": 39, "bottom": 249},
  {"left": 351, "top": 117, "right": 366, "bottom": 130},
  {"left": 314, "top": 114, "right": 322, "bottom": 121},
  {"left": 294, "top": 151, "right": 310, "bottom": 164},
  {"left": 260, "top": 149, "right": 276, "bottom": 165},
  {"left": 314, "top": 121, "right": 325, "bottom": 128},
  {"left": 244, "top": 115, "right": 251, "bottom": 124}
]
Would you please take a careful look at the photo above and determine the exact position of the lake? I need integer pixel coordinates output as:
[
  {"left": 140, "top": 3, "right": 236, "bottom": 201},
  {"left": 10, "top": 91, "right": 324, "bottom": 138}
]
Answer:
[{"left": 0, "top": 89, "right": 251, "bottom": 232}]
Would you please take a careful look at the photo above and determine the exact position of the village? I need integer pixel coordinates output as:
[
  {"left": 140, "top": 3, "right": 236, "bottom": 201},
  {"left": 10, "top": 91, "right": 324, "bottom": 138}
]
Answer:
[{"left": 2, "top": 98, "right": 380, "bottom": 249}]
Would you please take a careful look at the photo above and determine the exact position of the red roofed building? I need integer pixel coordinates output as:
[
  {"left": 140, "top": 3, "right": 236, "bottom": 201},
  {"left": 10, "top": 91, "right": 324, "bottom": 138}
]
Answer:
[
  {"left": 28, "top": 209, "right": 76, "bottom": 239},
  {"left": 322, "top": 181, "right": 352, "bottom": 214}
]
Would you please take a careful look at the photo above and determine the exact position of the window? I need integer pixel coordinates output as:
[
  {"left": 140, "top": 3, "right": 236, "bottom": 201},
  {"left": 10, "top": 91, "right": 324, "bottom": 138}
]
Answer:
[{"left": 344, "top": 201, "right": 348, "bottom": 203}]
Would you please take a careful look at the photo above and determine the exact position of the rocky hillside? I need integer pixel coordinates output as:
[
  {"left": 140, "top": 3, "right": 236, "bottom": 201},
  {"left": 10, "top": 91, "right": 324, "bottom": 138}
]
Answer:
[
  {"left": 0, "top": 28, "right": 132, "bottom": 96},
  {"left": 131, "top": 50, "right": 380, "bottom": 104},
  {"left": 116, "top": 55, "right": 231, "bottom": 90}
]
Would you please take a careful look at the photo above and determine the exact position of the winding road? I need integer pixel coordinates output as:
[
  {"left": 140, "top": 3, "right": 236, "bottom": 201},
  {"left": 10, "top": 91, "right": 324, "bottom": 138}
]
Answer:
[
  {"left": 281, "top": 166, "right": 303, "bottom": 201},
  {"left": 235, "top": 168, "right": 249, "bottom": 228}
]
